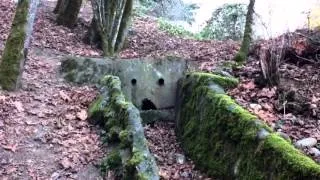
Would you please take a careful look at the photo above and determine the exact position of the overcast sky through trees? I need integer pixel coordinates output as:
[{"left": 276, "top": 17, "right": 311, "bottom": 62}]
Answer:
[{"left": 182, "top": 0, "right": 320, "bottom": 38}]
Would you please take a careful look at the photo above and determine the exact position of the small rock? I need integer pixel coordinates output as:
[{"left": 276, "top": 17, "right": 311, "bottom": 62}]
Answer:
[
  {"left": 310, "top": 147, "right": 320, "bottom": 157},
  {"left": 60, "top": 158, "right": 72, "bottom": 169},
  {"left": 257, "top": 128, "right": 270, "bottom": 140},
  {"left": 249, "top": 103, "right": 262, "bottom": 111},
  {"left": 181, "top": 171, "right": 190, "bottom": 178},
  {"left": 51, "top": 172, "right": 61, "bottom": 180},
  {"left": 295, "top": 120, "right": 304, "bottom": 126},
  {"left": 294, "top": 137, "right": 317, "bottom": 149},
  {"left": 311, "top": 104, "right": 317, "bottom": 109},
  {"left": 175, "top": 153, "right": 186, "bottom": 164}
]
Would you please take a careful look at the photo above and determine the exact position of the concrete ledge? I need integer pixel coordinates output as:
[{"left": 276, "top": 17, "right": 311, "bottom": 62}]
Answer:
[
  {"left": 88, "top": 75, "right": 159, "bottom": 180},
  {"left": 175, "top": 72, "right": 320, "bottom": 179}
]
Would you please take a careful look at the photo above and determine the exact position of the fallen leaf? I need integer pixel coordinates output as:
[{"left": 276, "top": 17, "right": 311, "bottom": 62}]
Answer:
[
  {"left": 65, "top": 113, "right": 76, "bottom": 120},
  {"left": 59, "top": 158, "right": 72, "bottom": 169},
  {"left": 59, "top": 91, "right": 71, "bottom": 102},
  {"left": 159, "top": 169, "right": 170, "bottom": 179},
  {"left": 13, "top": 101, "right": 24, "bottom": 112},
  {"left": 0, "top": 95, "right": 5, "bottom": 101},
  {"left": 2, "top": 143, "right": 18, "bottom": 152},
  {"left": 242, "top": 81, "right": 256, "bottom": 90},
  {"left": 76, "top": 110, "right": 87, "bottom": 121}
]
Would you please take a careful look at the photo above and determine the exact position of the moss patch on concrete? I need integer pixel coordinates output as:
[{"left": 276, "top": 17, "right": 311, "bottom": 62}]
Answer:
[
  {"left": 175, "top": 72, "right": 320, "bottom": 179},
  {"left": 89, "top": 75, "right": 159, "bottom": 180},
  {"left": 0, "top": 0, "right": 29, "bottom": 90}
]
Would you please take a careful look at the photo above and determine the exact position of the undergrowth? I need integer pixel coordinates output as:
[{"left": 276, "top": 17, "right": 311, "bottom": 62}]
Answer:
[{"left": 157, "top": 18, "right": 202, "bottom": 39}]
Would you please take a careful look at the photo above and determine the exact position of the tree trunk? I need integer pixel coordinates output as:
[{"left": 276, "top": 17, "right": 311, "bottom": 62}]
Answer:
[
  {"left": 90, "top": 0, "right": 133, "bottom": 56},
  {"left": 56, "top": 0, "right": 82, "bottom": 28},
  {"left": 85, "top": 18, "right": 102, "bottom": 48},
  {"left": 53, "top": 0, "right": 63, "bottom": 14},
  {"left": 234, "top": 0, "right": 255, "bottom": 63}
]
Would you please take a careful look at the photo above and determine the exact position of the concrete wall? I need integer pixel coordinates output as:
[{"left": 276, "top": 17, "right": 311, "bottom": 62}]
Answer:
[
  {"left": 175, "top": 72, "right": 320, "bottom": 179},
  {"left": 61, "top": 56, "right": 194, "bottom": 110}
]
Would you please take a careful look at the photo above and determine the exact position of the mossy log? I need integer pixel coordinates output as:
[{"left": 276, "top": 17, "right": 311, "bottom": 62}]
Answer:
[
  {"left": 0, "top": 0, "right": 29, "bottom": 91},
  {"left": 88, "top": 75, "right": 159, "bottom": 180},
  {"left": 175, "top": 72, "right": 320, "bottom": 179}
]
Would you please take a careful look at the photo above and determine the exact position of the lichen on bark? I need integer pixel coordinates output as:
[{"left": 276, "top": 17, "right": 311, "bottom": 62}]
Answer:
[
  {"left": 0, "top": 0, "right": 29, "bottom": 91},
  {"left": 234, "top": 0, "right": 255, "bottom": 64}
]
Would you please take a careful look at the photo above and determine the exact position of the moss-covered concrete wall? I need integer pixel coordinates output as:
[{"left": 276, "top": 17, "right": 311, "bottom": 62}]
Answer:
[
  {"left": 88, "top": 75, "right": 159, "bottom": 180},
  {"left": 175, "top": 72, "right": 320, "bottom": 179}
]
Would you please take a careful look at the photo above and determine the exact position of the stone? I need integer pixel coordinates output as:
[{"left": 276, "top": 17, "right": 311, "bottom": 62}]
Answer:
[
  {"left": 175, "top": 153, "right": 186, "bottom": 164},
  {"left": 249, "top": 103, "right": 262, "bottom": 111},
  {"left": 257, "top": 128, "right": 270, "bottom": 140},
  {"left": 311, "top": 104, "right": 317, "bottom": 109},
  {"left": 310, "top": 147, "right": 320, "bottom": 157},
  {"left": 181, "top": 171, "right": 190, "bottom": 178},
  {"left": 294, "top": 137, "right": 317, "bottom": 149},
  {"left": 50, "top": 172, "right": 61, "bottom": 180}
]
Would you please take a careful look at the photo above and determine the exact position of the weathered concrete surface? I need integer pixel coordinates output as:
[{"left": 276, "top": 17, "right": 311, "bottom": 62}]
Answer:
[
  {"left": 60, "top": 56, "right": 195, "bottom": 110},
  {"left": 175, "top": 72, "right": 320, "bottom": 179}
]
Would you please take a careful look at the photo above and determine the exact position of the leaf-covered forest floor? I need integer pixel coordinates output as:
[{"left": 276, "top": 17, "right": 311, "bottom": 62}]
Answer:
[
  {"left": 0, "top": 1, "right": 104, "bottom": 179},
  {"left": 1, "top": 0, "right": 320, "bottom": 179}
]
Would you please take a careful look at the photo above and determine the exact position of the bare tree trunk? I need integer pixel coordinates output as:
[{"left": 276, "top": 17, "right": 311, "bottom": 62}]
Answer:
[
  {"left": 234, "top": 0, "right": 255, "bottom": 63},
  {"left": 56, "top": 0, "right": 82, "bottom": 28},
  {"left": 90, "top": 0, "right": 133, "bottom": 56},
  {"left": 85, "top": 18, "right": 101, "bottom": 48},
  {"left": 53, "top": 0, "right": 63, "bottom": 14}
]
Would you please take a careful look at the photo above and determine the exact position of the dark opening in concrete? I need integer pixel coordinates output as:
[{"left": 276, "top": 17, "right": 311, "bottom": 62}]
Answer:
[
  {"left": 131, "top": 78, "right": 137, "bottom": 86},
  {"left": 142, "top": 98, "right": 157, "bottom": 110},
  {"left": 158, "top": 78, "right": 165, "bottom": 86}
]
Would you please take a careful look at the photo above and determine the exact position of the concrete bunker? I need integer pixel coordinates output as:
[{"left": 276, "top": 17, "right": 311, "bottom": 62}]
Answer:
[
  {"left": 61, "top": 57, "right": 320, "bottom": 179},
  {"left": 60, "top": 56, "right": 194, "bottom": 122}
]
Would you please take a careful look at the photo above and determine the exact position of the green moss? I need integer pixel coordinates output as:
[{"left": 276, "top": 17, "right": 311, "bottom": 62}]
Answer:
[
  {"left": 107, "top": 150, "right": 122, "bottom": 170},
  {"left": 234, "top": 51, "right": 246, "bottom": 64},
  {"left": 263, "top": 134, "right": 320, "bottom": 175},
  {"left": 100, "top": 150, "right": 123, "bottom": 177},
  {"left": 88, "top": 96, "right": 105, "bottom": 124},
  {"left": 176, "top": 73, "right": 320, "bottom": 179},
  {"left": 137, "top": 173, "right": 148, "bottom": 180},
  {"left": 158, "top": 18, "right": 196, "bottom": 39},
  {"left": 108, "top": 126, "right": 122, "bottom": 142},
  {"left": 120, "top": 130, "right": 132, "bottom": 148},
  {"left": 61, "top": 58, "right": 78, "bottom": 72},
  {"left": 128, "top": 151, "right": 144, "bottom": 167},
  {"left": 0, "top": 0, "right": 29, "bottom": 90},
  {"left": 186, "top": 72, "right": 239, "bottom": 89},
  {"left": 92, "top": 75, "right": 159, "bottom": 179}
]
